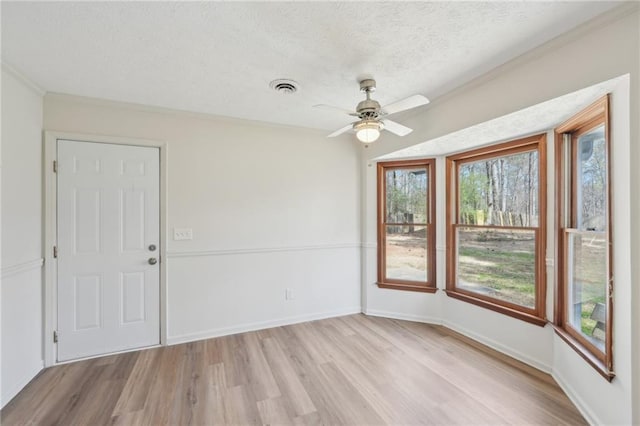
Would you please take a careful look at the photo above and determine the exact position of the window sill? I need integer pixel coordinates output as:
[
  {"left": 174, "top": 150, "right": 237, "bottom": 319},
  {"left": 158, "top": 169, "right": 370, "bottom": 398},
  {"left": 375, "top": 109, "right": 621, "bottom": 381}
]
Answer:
[
  {"left": 444, "top": 290, "right": 547, "bottom": 327},
  {"left": 377, "top": 282, "right": 437, "bottom": 293},
  {"left": 553, "top": 325, "right": 615, "bottom": 382}
]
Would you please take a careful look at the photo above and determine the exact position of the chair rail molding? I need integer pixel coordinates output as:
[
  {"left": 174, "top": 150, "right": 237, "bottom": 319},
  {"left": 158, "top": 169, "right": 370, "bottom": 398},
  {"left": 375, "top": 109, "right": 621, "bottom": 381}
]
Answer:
[
  {"left": 166, "top": 242, "right": 361, "bottom": 258},
  {"left": 1, "top": 258, "right": 44, "bottom": 279}
]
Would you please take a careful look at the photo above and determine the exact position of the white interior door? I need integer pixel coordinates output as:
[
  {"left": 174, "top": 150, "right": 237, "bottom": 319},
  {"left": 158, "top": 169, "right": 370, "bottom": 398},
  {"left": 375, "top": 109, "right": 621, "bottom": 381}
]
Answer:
[{"left": 57, "top": 140, "right": 160, "bottom": 361}]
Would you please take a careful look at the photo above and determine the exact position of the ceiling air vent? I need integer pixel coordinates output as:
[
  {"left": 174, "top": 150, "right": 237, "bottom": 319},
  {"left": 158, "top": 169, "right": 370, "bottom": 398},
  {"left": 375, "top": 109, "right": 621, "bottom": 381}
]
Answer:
[{"left": 270, "top": 79, "right": 299, "bottom": 94}]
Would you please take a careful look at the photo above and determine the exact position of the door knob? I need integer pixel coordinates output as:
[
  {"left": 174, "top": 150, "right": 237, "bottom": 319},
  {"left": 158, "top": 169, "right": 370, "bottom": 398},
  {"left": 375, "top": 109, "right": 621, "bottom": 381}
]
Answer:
[{"left": 148, "top": 257, "right": 158, "bottom": 265}]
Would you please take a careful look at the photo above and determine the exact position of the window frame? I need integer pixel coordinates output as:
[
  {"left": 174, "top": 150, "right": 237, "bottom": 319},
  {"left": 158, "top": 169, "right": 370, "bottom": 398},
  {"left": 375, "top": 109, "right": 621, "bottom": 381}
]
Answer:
[
  {"left": 553, "top": 96, "right": 614, "bottom": 381},
  {"left": 445, "top": 134, "right": 547, "bottom": 326},
  {"left": 377, "top": 158, "right": 436, "bottom": 293}
]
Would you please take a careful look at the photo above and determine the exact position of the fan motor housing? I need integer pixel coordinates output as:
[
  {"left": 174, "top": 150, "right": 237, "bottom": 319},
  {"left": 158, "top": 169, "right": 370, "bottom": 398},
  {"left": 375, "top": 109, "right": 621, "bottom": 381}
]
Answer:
[{"left": 356, "top": 99, "right": 381, "bottom": 119}]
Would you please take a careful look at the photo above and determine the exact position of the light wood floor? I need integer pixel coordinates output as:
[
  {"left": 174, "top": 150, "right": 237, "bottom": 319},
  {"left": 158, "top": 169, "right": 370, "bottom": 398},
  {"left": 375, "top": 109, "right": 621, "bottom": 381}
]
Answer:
[{"left": 1, "top": 314, "right": 585, "bottom": 425}]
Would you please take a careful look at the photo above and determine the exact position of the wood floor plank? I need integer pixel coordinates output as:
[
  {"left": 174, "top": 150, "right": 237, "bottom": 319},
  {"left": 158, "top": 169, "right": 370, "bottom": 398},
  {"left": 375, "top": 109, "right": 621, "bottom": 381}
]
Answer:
[
  {"left": 111, "top": 409, "right": 145, "bottom": 426},
  {"left": 310, "top": 324, "right": 403, "bottom": 423},
  {"left": 168, "top": 341, "right": 205, "bottom": 425},
  {"left": 260, "top": 336, "right": 317, "bottom": 417},
  {"left": 257, "top": 396, "right": 294, "bottom": 425},
  {"left": 292, "top": 411, "right": 323, "bottom": 425},
  {"left": 267, "top": 326, "right": 354, "bottom": 425},
  {"left": 220, "top": 334, "right": 251, "bottom": 388},
  {"left": 42, "top": 361, "right": 112, "bottom": 425},
  {"left": 0, "top": 365, "right": 67, "bottom": 424},
  {"left": 139, "top": 345, "right": 181, "bottom": 425},
  {"left": 112, "top": 348, "right": 162, "bottom": 416},
  {"left": 222, "top": 385, "right": 261, "bottom": 425},
  {"left": 204, "top": 335, "right": 224, "bottom": 365},
  {"left": 2, "top": 362, "right": 93, "bottom": 425},
  {"left": 64, "top": 377, "right": 128, "bottom": 425},
  {"left": 191, "top": 382, "right": 225, "bottom": 426},
  {"left": 340, "top": 314, "right": 395, "bottom": 351},
  {"left": 1, "top": 314, "right": 587, "bottom": 425},
  {"left": 315, "top": 361, "right": 386, "bottom": 425},
  {"left": 208, "top": 362, "right": 227, "bottom": 388},
  {"left": 241, "top": 331, "right": 282, "bottom": 400}
]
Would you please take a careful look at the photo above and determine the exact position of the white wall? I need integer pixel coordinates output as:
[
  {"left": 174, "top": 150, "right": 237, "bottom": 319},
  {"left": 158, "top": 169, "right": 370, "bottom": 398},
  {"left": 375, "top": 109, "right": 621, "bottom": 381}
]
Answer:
[
  {"left": 552, "top": 74, "right": 632, "bottom": 426},
  {"left": 2, "top": 4, "right": 637, "bottom": 422},
  {"left": 363, "top": 5, "right": 639, "bottom": 425},
  {"left": 1, "top": 67, "right": 45, "bottom": 407},
  {"left": 362, "top": 155, "right": 444, "bottom": 323},
  {"left": 43, "top": 95, "right": 362, "bottom": 345}
]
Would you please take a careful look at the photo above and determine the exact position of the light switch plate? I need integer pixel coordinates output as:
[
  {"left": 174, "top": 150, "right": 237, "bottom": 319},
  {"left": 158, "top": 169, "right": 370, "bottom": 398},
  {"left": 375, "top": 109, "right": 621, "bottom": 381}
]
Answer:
[{"left": 174, "top": 228, "right": 193, "bottom": 240}]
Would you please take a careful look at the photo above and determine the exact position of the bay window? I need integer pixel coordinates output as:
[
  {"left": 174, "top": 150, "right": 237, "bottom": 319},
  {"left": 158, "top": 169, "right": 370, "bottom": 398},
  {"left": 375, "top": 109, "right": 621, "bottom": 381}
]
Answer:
[{"left": 446, "top": 135, "right": 547, "bottom": 325}]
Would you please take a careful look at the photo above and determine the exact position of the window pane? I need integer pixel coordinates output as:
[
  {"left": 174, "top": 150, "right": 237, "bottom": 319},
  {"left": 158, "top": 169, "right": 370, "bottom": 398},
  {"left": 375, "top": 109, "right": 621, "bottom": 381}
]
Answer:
[
  {"left": 459, "top": 151, "right": 538, "bottom": 227},
  {"left": 457, "top": 227, "right": 535, "bottom": 308},
  {"left": 385, "top": 225, "right": 427, "bottom": 282},
  {"left": 385, "top": 168, "right": 428, "bottom": 224},
  {"left": 577, "top": 125, "right": 606, "bottom": 231},
  {"left": 567, "top": 231, "right": 607, "bottom": 351}
]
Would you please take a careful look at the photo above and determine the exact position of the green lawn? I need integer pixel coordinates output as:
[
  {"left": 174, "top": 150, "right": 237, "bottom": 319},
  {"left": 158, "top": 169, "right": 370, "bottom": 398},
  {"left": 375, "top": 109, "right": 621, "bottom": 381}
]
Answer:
[
  {"left": 458, "top": 230, "right": 606, "bottom": 340},
  {"left": 458, "top": 245, "right": 535, "bottom": 307}
]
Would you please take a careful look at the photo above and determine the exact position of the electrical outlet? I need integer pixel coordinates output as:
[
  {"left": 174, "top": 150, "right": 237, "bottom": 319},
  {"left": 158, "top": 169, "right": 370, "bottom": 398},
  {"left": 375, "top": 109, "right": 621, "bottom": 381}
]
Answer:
[
  {"left": 173, "top": 228, "right": 193, "bottom": 240},
  {"left": 285, "top": 288, "right": 294, "bottom": 300}
]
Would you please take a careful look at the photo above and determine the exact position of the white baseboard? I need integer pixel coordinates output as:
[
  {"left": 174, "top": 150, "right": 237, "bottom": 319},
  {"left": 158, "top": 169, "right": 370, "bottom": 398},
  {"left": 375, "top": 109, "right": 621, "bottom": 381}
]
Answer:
[
  {"left": 167, "top": 306, "right": 363, "bottom": 345},
  {"left": 552, "top": 370, "right": 600, "bottom": 426},
  {"left": 364, "top": 309, "right": 442, "bottom": 325},
  {"left": 441, "top": 319, "right": 552, "bottom": 373},
  {"left": 365, "top": 310, "right": 551, "bottom": 373},
  {"left": 1, "top": 360, "right": 44, "bottom": 408}
]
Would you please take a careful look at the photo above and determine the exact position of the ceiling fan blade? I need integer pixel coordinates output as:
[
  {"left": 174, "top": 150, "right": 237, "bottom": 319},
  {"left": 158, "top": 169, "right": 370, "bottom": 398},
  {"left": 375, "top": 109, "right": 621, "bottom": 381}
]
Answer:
[
  {"left": 381, "top": 119, "right": 413, "bottom": 137},
  {"left": 381, "top": 94, "right": 430, "bottom": 116},
  {"left": 314, "top": 104, "right": 359, "bottom": 116},
  {"left": 327, "top": 123, "right": 354, "bottom": 138}
]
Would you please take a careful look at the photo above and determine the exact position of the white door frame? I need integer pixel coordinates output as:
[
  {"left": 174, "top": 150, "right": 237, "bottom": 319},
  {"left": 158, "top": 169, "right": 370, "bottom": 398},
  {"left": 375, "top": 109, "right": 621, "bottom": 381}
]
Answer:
[{"left": 43, "top": 131, "right": 168, "bottom": 367}]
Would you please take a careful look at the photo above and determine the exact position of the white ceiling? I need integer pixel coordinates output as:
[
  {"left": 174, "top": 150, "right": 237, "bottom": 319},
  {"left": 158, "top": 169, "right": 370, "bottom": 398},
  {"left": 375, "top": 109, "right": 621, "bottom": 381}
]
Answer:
[
  {"left": 377, "top": 76, "right": 624, "bottom": 159},
  {"left": 1, "top": 1, "right": 619, "bottom": 132}
]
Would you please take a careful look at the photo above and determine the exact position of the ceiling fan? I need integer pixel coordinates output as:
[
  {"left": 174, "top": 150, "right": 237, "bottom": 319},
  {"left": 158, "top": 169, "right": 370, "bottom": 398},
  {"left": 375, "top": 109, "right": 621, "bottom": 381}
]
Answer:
[{"left": 315, "top": 79, "right": 430, "bottom": 144}]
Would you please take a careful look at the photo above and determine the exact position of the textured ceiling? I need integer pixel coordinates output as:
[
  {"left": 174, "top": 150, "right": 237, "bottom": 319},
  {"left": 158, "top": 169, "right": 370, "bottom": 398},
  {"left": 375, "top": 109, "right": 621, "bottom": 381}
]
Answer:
[
  {"left": 1, "top": 1, "right": 619, "bottom": 132},
  {"left": 378, "top": 76, "right": 623, "bottom": 159}
]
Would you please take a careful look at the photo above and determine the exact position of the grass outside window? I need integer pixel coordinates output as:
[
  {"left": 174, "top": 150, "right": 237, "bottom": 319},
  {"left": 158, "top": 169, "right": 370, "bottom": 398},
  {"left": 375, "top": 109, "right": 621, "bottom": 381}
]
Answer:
[{"left": 445, "top": 135, "right": 547, "bottom": 325}]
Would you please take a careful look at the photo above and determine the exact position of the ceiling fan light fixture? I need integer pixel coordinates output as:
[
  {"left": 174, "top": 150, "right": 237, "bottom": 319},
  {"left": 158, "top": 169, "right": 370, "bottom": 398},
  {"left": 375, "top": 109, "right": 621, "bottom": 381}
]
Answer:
[
  {"left": 354, "top": 120, "right": 383, "bottom": 143},
  {"left": 320, "top": 78, "right": 426, "bottom": 141}
]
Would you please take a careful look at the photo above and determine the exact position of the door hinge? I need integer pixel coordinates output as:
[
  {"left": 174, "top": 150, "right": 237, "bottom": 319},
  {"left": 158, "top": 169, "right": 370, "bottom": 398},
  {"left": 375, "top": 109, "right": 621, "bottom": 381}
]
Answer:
[
  {"left": 53, "top": 160, "right": 57, "bottom": 173},
  {"left": 53, "top": 330, "right": 58, "bottom": 343},
  {"left": 53, "top": 246, "right": 58, "bottom": 258}
]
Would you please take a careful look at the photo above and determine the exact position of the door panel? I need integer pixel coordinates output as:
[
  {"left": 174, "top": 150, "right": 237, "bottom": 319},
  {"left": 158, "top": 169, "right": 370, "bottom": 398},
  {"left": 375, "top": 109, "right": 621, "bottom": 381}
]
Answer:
[
  {"left": 57, "top": 140, "right": 160, "bottom": 361},
  {"left": 74, "top": 275, "right": 102, "bottom": 330},
  {"left": 74, "top": 188, "right": 102, "bottom": 254},
  {"left": 121, "top": 189, "right": 146, "bottom": 251},
  {"left": 121, "top": 272, "right": 146, "bottom": 324}
]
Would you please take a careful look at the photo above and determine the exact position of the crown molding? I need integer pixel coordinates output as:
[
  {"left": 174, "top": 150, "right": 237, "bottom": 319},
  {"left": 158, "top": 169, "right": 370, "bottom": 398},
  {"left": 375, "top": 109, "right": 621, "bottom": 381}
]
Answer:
[{"left": 1, "top": 61, "right": 45, "bottom": 96}]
